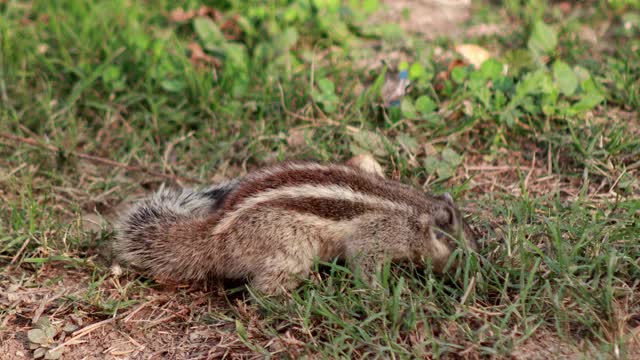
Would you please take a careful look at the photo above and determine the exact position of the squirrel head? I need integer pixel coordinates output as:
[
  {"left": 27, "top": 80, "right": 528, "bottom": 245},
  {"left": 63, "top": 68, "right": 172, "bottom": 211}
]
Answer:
[{"left": 415, "top": 192, "right": 479, "bottom": 272}]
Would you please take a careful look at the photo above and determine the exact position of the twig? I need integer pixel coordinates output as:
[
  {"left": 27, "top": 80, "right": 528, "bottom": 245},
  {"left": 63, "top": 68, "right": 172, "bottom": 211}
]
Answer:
[
  {"left": 465, "top": 165, "right": 533, "bottom": 171},
  {"left": 0, "top": 162, "right": 27, "bottom": 181},
  {"left": 523, "top": 152, "right": 536, "bottom": 192},
  {"left": 277, "top": 83, "right": 358, "bottom": 134},
  {"left": 460, "top": 275, "right": 477, "bottom": 306},
  {"left": 0, "top": 49, "right": 8, "bottom": 103},
  {"left": 0, "top": 131, "right": 200, "bottom": 184},
  {"left": 49, "top": 305, "right": 139, "bottom": 352},
  {"left": 32, "top": 290, "right": 68, "bottom": 325},
  {"left": 10, "top": 237, "right": 30, "bottom": 265},
  {"left": 162, "top": 131, "right": 195, "bottom": 180}
]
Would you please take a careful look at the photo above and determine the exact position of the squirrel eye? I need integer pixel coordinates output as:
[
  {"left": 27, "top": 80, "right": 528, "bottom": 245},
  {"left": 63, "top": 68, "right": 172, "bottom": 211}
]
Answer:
[{"left": 435, "top": 207, "right": 455, "bottom": 228}]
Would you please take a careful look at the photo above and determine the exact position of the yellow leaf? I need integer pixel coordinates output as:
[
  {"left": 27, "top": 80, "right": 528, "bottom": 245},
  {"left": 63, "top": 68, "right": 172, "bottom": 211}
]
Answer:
[{"left": 454, "top": 44, "right": 492, "bottom": 69}]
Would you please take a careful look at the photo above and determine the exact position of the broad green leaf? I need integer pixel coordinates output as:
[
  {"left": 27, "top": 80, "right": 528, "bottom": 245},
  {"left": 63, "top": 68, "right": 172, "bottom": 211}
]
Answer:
[
  {"left": 442, "top": 148, "right": 463, "bottom": 165},
  {"left": 401, "top": 98, "right": 417, "bottom": 118},
  {"left": 274, "top": 27, "right": 299, "bottom": 52},
  {"left": 396, "top": 134, "right": 418, "bottom": 153},
  {"left": 224, "top": 43, "right": 248, "bottom": 70},
  {"left": 528, "top": 21, "right": 557, "bottom": 55},
  {"left": 33, "top": 348, "right": 47, "bottom": 359},
  {"left": 479, "top": 59, "right": 503, "bottom": 80},
  {"left": 362, "top": 0, "right": 380, "bottom": 12},
  {"left": 553, "top": 61, "right": 578, "bottom": 96},
  {"left": 351, "top": 130, "right": 388, "bottom": 157},
  {"left": 44, "top": 348, "right": 64, "bottom": 360},
  {"left": 194, "top": 18, "right": 225, "bottom": 50},
  {"left": 43, "top": 324, "right": 57, "bottom": 339},
  {"left": 314, "top": 0, "right": 340, "bottom": 11},
  {"left": 27, "top": 329, "right": 49, "bottom": 344},
  {"left": 102, "top": 65, "right": 121, "bottom": 83},
  {"left": 580, "top": 77, "right": 601, "bottom": 95},
  {"left": 573, "top": 65, "right": 591, "bottom": 83},
  {"left": 503, "top": 49, "right": 534, "bottom": 76},
  {"left": 567, "top": 92, "right": 604, "bottom": 114},
  {"left": 451, "top": 66, "right": 467, "bottom": 84},
  {"left": 515, "top": 69, "right": 549, "bottom": 97},
  {"left": 62, "top": 323, "right": 78, "bottom": 333},
  {"left": 424, "top": 157, "right": 440, "bottom": 174},
  {"left": 415, "top": 95, "right": 437, "bottom": 114},
  {"left": 409, "top": 62, "right": 425, "bottom": 80},
  {"left": 317, "top": 78, "right": 335, "bottom": 94}
]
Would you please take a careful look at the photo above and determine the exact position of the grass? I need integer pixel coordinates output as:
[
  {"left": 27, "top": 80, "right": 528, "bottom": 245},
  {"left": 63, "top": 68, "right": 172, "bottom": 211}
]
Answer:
[{"left": 1, "top": 0, "right": 639, "bottom": 358}]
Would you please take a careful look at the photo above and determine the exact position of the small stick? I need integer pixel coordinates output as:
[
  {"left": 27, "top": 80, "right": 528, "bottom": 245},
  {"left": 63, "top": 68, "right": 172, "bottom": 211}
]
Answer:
[
  {"left": 523, "top": 152, "right": 536, "bottom": 192},
  {"left": 48, "top": 303, "right": 144, "bottom": 353},
  {"left": 0, "top": 131, "right": 200, "bottom": 184},
  {"left": 10, "top": 237, "right": 30, "bottom": 265},
  {"left": 277, "top": 83, "right": 358, "bottom": 134},
  {"left": 465, "top": 165, "right": 533, "bottom": 171}
]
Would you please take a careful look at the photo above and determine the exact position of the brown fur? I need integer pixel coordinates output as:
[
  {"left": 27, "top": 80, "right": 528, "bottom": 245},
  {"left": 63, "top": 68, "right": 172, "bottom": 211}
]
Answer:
[{"left": 113, "top": 157, "right": 479, "bottom": 295}]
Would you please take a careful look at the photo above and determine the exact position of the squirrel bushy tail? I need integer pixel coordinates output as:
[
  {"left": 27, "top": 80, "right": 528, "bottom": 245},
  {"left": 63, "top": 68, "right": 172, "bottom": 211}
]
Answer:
[{"left": 113, "top": 180, "right": 238, "bottom": 282}]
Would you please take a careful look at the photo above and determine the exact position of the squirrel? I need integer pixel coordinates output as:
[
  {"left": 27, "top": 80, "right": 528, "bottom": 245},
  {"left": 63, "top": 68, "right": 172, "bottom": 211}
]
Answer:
[{"left": 113, "top": 156, "right": 479, "bottom": 295}]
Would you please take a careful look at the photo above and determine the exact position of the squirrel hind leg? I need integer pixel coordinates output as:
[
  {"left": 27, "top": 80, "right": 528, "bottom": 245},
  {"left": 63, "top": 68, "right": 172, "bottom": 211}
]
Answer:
[{"left": 249, "top": 258, "right": 313, "bottom": 296}]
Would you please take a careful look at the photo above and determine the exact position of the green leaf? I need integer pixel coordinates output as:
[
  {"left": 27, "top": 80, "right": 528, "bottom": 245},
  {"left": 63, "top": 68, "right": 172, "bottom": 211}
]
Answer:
[
  {"left": 314, "top": 0, "right": 340, "bottom": 11},
  {"left": 503, "top": 49, "right": 534, "bottom": 76},
  {"left": 27, "top": 329, "right": 49, "bottom": 345},
  {"left": 194, "top": 17, "right": 225, "bottom": 50},
  {"left": 396, "top": 134, "right": 418, "bottom": 153},
  {"left": 102, "top": 65, "right": 121, "bottom": 83},
  {"left": 362, "top": 0, "right": 380, "bottom": 12},
  {"left": 415, "top": 95, "right": 437, "bottom": 114},
  {"left": 515, "top": 69, "right": 549, "bottom": 98},
  {"left": 224, "top": 43, "right": 248, "bottom": 70},
  {"left": 351, "top": 130, "right": 388, "bottom": 157},
  {"left": 160, "top": 79, "right": 186, "bottom": 93},
  {"left": 44, "top": 348, "right": 64, "bottom": 360},
  {"left": 479, "top": 59, "right": 503, "bottom": 80},
  {"left": 553, "top": 61, "right": 578, "bottom": 96},
  {"left": 401, "top": 98, "right": 417, "bottom": 118},
  {"left": 528, "top": 21, "right": 558, "bottom": 55},
  {"left": 451, "top": 67, "right": 467, "bottom": 84},
  {"left": 573, "top": 66, "right": 591, "bottom": 83},
  {"left": 424, "top": 157, "right": 440, "bottom": 174},
  {"left": 442, "top": 148, "right": 463, "bottom": 165},
  {"left": 317, "top": 78, "right": 335, "bottom": 94},
  {"left": 33, "top": 348, "right": 47, "bottom": 359},
  {"left": 43, "top": 324, "right": 57, "bottom": 339},
  {"left": 567, "top": 92, "right": 604, "bottom": 115},
  {"left": 62, "top": 323, "right": 78, "bottom": 333},
  {"left": 274, "top": 27, "right": 299, "bottom": 52},
  {"left": 409, "top": 62, "right": 425, "bottom": 80},
  {"left": 580, "top": 77, "right": 601, "bottom": 95}
]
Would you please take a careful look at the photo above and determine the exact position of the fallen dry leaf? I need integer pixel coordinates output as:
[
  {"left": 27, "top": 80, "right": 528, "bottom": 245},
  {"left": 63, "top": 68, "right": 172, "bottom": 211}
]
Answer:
[
  {"left": 454, "top": 44, "right": 492, "bottom": 68},
  {"left": 557, "top": 2, "right": 572, "bottom": 15},
  {"left": 168, "top": 5, "right": 221, "bottom": 23},
  {"left": 220, "top": 14, "right": 243, "bottom": 41},
  {"left": 168, "top": 7, "right": 193, "bottom": 23},
  {"left": 37, "top": 44, "right": 49, "bottom": 54},
  {"left": 187, "top": 42, "right": 221, "bottom": 69},
  {"left": 434, "top": 59, "right": 466, "bottom": 91}
]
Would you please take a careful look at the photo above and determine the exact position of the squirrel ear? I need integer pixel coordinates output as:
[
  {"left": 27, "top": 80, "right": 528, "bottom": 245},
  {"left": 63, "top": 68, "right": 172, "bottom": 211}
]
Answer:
[{"left": 442, "top": 192, "right": 454, "bottom": 206}]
